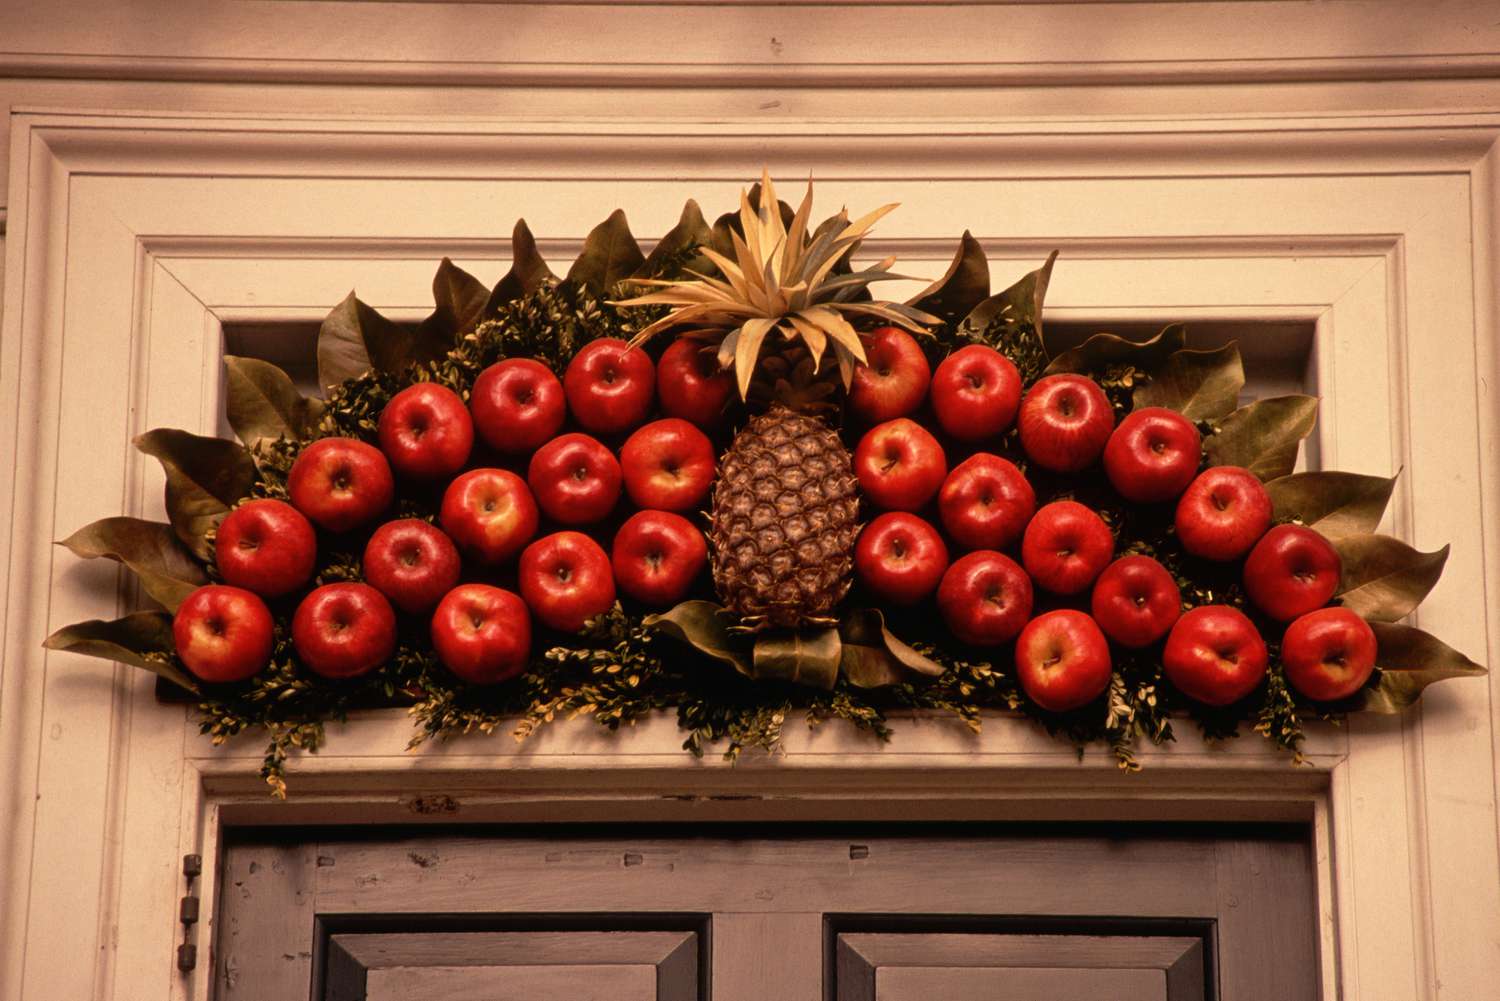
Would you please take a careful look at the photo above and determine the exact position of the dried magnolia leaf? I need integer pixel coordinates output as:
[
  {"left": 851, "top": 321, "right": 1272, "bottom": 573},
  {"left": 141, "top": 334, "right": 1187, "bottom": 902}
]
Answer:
[
  {"left": 906, "top": 231, "right": 990, "bottom": 328},
  {"left": 1203, "top": 394, "right": 1319, "bottom": 481},
  {"left": 567, "top": 209, "right": 646, "bottom": 294},
  {"left": 134, "top": 429, "right": 258, "bottom": 561},
  {"left": 751, "top": 627, "right": 842, "bottom": 690},
  {"left": 223, "top": 355, "right": 324, "bottom": 449},
  {"left": 644, "top": 600, "right": 753, "bottom": 677},
  {"left": 43, "top": 611, "right": 198, "bottom": 693},
  {"left": 1132, "top": 344, "right": 1244, "bottom": 421},
  {"left": 1355, "top": 622, "right": 1485, "bottom": 713},
  {"left": 1044, "top": 323, "right": 1188, "bottom": 377},
  {"left": 487, "top": 219, "right": 556, "bottom": 311},
  {"left": 415, "top": 257, "right": 489, "bottom": 358},
  {"left": 58, "top": 516, "right": 207, "bottom": 612},
  {"left": 317, "top": 291, "right": 415, "bottom": 390},
  {"left": 636, "top": 199, "right": 713, "bottom": 279},
  {"left": 1334, "top": 535, "right": 1449, "bottom": 622},
  {"left": 959, "top": 251, "right": 1057, "bottom": 346},
  {"left": 839, "top": 607, "right": 945, "bottom": 688},
  {"left": 1264, "top": 471, "right": 1397, "bottom": 540}
]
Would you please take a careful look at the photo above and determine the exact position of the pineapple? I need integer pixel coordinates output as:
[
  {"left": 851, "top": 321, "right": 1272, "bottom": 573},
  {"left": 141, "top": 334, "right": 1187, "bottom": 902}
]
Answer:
[{"left": 615, "top": 173, "right": 936, "bottom": 627}]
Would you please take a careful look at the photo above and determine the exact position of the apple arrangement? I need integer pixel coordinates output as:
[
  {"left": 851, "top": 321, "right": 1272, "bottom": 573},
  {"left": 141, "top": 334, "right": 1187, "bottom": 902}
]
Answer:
[
  {"left": 214, "top": 499, "right": 317, "bottom": 598},
  {"left": 620, "top": 419, "right": 716, "bottom": 513},
  {"left": 848, "top": 326, "right": 932, "bottom": 424},
  {"left": 853, "top": 418, "right": 948, "bottom": 512},
  {"left": 656, "top": 339, "right": 734, "bottom": 428},
  {"left": 564, "top": 337, "right": 656, "bottom": 434},
  {"left": 520, "top": 531, "right": 618, "bottom": 632},
  {"left": 527, "top": 433, "right": 623, "bottom": 525},
  {"left": 938, "top": 453, "right": 1035, "bottom": 551},
  {"left": 1018, "top": 374, "right": 1114, "bottom": 473},
  {"left": 172, "top": 585, "right": 275, "bottom": 683},
  {"left": 1280, "top": 607, "right": 1377, "bottom": 702},
  {"left": 1021, "top": 500, "right": 1114, "bottom": 595},
  {"left": 611, "top": 510, "right": 709, "bottom": 607},
  {"left": 377, "top": 382, "right": 474, "bottom": 480},
  {"left": 1102, "top": 407, "right": 1201, "bottom": 503},
  {"left": 362, "top": 518, "right": 462, "bottom": 614},
  {"left": 470, "top": 358, "right": 567, "bottom": 453},
  {"left": 930, "top": 344, "right": 1021, "bottom": 442},
  {"left": 287, "top": 437, "right": 395, "bottom": 533},
  {"left": 440, "top": 468, "right": 539, "bottom": 565},
  {"left": 1242, "top": 524, "right": 1342, "bottom": 622},
  {"left": 1014, "top": 609, "right": 1113, "bottom": 713},
  {"left": 937, "top": 550, "right": 1033, "bottom": 646},
  {"left": 291, "top": 582, "right": 398, "bottom": 680},
  {"left": 1175, "top": 466, "right": 1272, "bottom": 561},
  {"left": 1090, "top": 555, "right": 1182, "bottom": 649},
  {"left": 855, "top": 512, "right": 949, "bottom": 605},
  {"left": 1162, "top": 605, "right": 1268, "bottom": 706},
  {"left": 430, "top": 584, "right": 532, "bottom": 685}
]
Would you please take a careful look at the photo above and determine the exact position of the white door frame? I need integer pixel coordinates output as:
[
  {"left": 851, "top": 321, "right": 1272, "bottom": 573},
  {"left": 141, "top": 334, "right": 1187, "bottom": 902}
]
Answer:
[{"left": 2, "top": 110, "right": 1497, "bottom": 1000}]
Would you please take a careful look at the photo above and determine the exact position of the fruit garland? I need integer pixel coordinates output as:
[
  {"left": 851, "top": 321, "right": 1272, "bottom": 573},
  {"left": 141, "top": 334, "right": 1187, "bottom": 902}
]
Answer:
[{"left": 46, "top": 175, "right": 1486, "bottom": 796}]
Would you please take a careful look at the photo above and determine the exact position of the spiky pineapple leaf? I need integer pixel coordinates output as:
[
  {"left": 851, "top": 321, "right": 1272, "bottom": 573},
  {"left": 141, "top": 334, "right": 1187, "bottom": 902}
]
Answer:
[
  {"left": 1355, "top": 622, "right": 1486, "bottom": 713},
  {"left": 1203, "top": 394, "right": 1319, "bottom": 480},
  {"left": 752, "top": 628, "right": 842, "bottom": 690},
  {"left": 1334, "top": 535, "right": 1449, "bottom": 622},
  {"left": 1044, "top": 323, "right": 1188, "bottom": 377},
  {"left": 1132, "top": 344, "right": 1244, "bottom": 420},
  {"left": 487, "top": 219, "right": 556, "bottom": 311},
  {"left": 1264, "top": 471, "right": 1397, "bottom": 540},
  {"left": 43, "top": 611, "right": 198, "bottom": 693},
  {"left": 57, "top": 517, "right": 207, "bottom": 612},
  {"left": 223, "top": 356, "right": 324, "bottom": 449},
  {"left": 134, "top": 429, "right": 258, "bottom": 561},
  {"left": 567, "top": 209, "right": 645, "bottom": 295},
  {"left": 317, "top": 291, "right": 415, "bottom": 390},
  {"left": 907, "top": 231, "right": 989, "bottom": 328}
]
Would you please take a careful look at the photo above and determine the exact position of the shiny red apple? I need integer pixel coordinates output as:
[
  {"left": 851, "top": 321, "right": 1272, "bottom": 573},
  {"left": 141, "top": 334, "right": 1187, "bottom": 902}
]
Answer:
[
  {"left": 291, "top": 582, "right": 397, "bottom": 680},
  {"left": 1014, "top": 609, "right": 1113, "bottom": 713},
  {"left": 656, "top": 339, "right": 734, "bottom": 429},
  {"left": 1243, "top": 524, "right": 1341, "bottom": 622},
  {"left": 172, "top": 584, "right": 275, "bottom": 683},
  {"left": 1102, "top": 406, "right": 1201, "bottom": 503},
  {"left": 377, "top": 382, "right": 473, "bottom": 480},
  {"left": 563, "top": 337, "right": 655, "bottom": 435},
  {"left": 610, "top": 510, "right": 708, "bottom": 607},
  {"left": 853, "top": 418, "right": 948, "bottom": 512},
  {"left": 936, "top": 550, "right": 1033, "bottom": 646},
  {"left": 930, "top": 344, "right": 1021, "bottom": 443},
  {"left": 519, "top": 531, "right": 617, "bottom": 632},
  {"left": 286, "top": 437, "right": 395, "bottom": 533},
  {"left": 430, "top": 584, "right": 531, "bottom": 685},
  {"left": 1090, "top": 554, "right": 1182, "bottom": 648},
  {"left": 1162, "top": 604, "right": 1268, "bottom": 705},
  {"left": 620, "top": 419, "right": 716, "bottom": 514},
  {"left": 1021, "top": 500, "right": 1114, "bottom": 595},
  {"left": 438, "top": 468, "right": 539, "bottom": 565},
  {"left": 470, "top": 358, "right": 567, "bottom": 454},
  {"left": 527, "top": 433, "right": 622, "bottom": 525},
  {"left": 1018, "top": 374, "right": 1114, "bottom": 473},
  {"left": 1281, "top": 606, "right": 1377, "bottom": 702},
  {"left": 1175, "top": 466, "right": 1272, "bottom": 561},
  {"left": 214, "top": 498, "right": 317, "bottom": 598},
  {"left": 362, "top": 518, "right": 462, "bottom": 614},
  {"left": 848, "top": 326, "right": 932, "bottom": 424},
  {"left": 937, "top": 453, "right": 1036, "bottom": 552},
  {"left": 855, "top": 511, "right": 949, "bottom": 605}
]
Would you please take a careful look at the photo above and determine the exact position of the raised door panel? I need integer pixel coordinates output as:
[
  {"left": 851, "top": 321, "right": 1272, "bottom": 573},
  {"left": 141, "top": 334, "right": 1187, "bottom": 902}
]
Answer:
[{"left": 876, "top": 966, "right": 1166, "bottom": 1001}]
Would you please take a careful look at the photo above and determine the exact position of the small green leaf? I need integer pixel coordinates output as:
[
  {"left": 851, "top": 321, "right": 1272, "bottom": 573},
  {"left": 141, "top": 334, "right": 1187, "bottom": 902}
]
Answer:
[
  {"left": 415, "top": 258, "right": 489, "bottom": 358},
  {"left": 635, "top": 199, "right": 713, "bottom": 279},
  {"left": 644, "top": 600, "right": 753, "bottom": 677},
  {"left": 58, "top": 517, "right": 207, "bottom": 611},
  {"left": 751, "top": 628, "right": 842, "bottom": 690},
  {"left": 906, "top": 231, "right": 990, "bottom": 329},
  {"left": 566, "top": 209, "right": 646, "bottom": 295},
  {"left": 223, "top": 356, "right": 324, "bottom": 449},
  {"left": 1354, "top": 622, "right": 1485, "bottom": 713},
  {"left": 1334, "top": 535, "right": 1449, "bottom": 622},
  {"left": 43, "top": 611, "right": 199, "bottom": 693},
  {"left": 1133, "top": 344, "right": 1244, "bottom": 420},
  {"left": 1264, "top": 471, "right": 1397, "bottom": 540},
  {"left": 1203, "top": 394, "right": 1319, "bottom": 481},
  {"left": 134, "top": 429, "right": 258, "bottom": 561},
  {"left": 487, "top": 219, "right": 556, "bottom": 311},
  {"left": 316, "top": 291, "right": 415, "bottom": 390},
  {"left": 839, "top": 607, "right": 945, "bottom": 688},
  {"left": 1044, "top": 323, "right": 1188, "bottom": 377}
]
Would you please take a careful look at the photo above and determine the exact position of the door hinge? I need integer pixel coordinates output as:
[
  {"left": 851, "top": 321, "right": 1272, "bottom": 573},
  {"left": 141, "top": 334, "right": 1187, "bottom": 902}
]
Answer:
[{"left": 177, "top": 854, "right": 202, "bottom": 973}]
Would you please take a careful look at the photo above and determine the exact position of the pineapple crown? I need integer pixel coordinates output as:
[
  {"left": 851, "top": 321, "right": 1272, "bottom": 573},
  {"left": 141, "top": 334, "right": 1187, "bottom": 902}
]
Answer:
[{"left": 612, "top": 171, "right": 939, "bottom": 400}]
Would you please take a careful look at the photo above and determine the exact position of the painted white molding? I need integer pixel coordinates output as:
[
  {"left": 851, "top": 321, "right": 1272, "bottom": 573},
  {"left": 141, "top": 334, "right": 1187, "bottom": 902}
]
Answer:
[{"left": 1, "top": 110, "right": 1498, "bottom": 1001}]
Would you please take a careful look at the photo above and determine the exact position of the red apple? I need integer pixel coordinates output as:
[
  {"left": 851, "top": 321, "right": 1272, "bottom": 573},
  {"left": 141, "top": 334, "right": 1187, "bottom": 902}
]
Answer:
[
  {"left": 362, "top": 518, "right": 462, "bottom": 614},
  {"left": 610, "top": 510, "right": 708, "bottom": 607},
  {"left": 620, "top": 419, "right": 716, "bottom": 514},
  {"left": 855, "top": 512, "right": 950, "bottom": 605},
  {"left": 563, "top": 337, "right": 655, "bottom": 435},
  {"left": 937, "top": 453, "right": 1036, "bottom": 552},
  {"left": 286, "top": 437, "right": 395, "bottom": 533},
  {"left": 1014, "top": 609, "right": 1113, "bottom": 713},
  {"left": 214, "top": 499, "right": 317, "bottom": 598},
  {"left": 1163, "top": 604, "right": 1268, "bottom": 705},
  {"left": 1281, "top": 607, "right": 1378, "bottom": 702},
  {"left": 657, "top": 338, "right": 734, "bottom": 428},
  {"left": 1102, "top": 406, "right": 1202, "bottom": 503},
  {"left": 930, "top": 344, "right": 1021, "bottom": 443},
  {"left": 1090, "top": 554, "right": 1182, "bottom": 648},
  {"left": 519, "top": 531, "right": 617, "bottom": 632},
  {"left": 1017, "top": 374, "right": 1114, "bottom": 473},
  {"left": 1021, "top": 500, "right": 1114, "bottom": 595},
  {"left": 291, "top": 582, "right": 397, "bottom": 679},
  {"left": 1175, "top": 466, "right": 1272, "bottom": 561},
  {"left": 527, "top": 433, "right": 622, "bottom": 525},
  {"left": 430, "top": 584, "right": 531, "bottom": 684},
  {"left": 172, "top": 584, "right": 274, "bottom": 683},
  {"left": 848, "top": 326, "right": 932, "bottom": 424},
  {"left": 376, "top": 382, "right": 473, "bottom": 480},
  {"left": 1243, "top": 524, "right": 1341, "bottom": 622},
  {"left": 936, "top": 550, "right": 1033, "bottom": 646},
  {"left": 853, "top": 418, "right": 948, "bottom": 512},
  {"left": 470, "top": 358, "right": 566, "bottom": 454},
  {"left": 439, "top": 468, "right": 539, "bottom": 565}
]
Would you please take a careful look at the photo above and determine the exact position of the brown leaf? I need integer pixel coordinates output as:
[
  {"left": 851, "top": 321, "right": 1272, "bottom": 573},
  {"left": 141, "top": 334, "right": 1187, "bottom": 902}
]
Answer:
[
  {"left": 636, "top": 199, "right": 713, "bottom": 279},
  {"left": 134, "top": 429, "right": 258, "bottom": 561},
  {"left": 1203, "top": 394, "right": 1319, "bottom": 480},
  {"left": 567, "top": 209, "right": 645, "bottom": 294},
  {"left": 316, "top": 291, "right": 414, "bottom": 390},
  {"left": 487, "top": 219, "right": 556, "bottom": 311},
  {"left": 1132, "top": 344, "right": 1244, "bottom": 421},
  {"left": 839, "top": 607, "right": 945, "bottom": 688},
  {"left": 959, "top": 251, "right": 1057, "bottom": 347},
  {"left": 1334, "top": 535, "right": 1449, "bottom": 622},
  {"left": 1354, "top": 622, "right": 1485, "bottom": 713},
  {"left": 1044, "top": 323, "right": 1187, "bottom": 376},
  {"left": 58, "top": 517, "right": 207, "bottom": 611},
  {"left": 644, "top": 600, "right": 752, "bottom": 677},
  {"left": 43, "top": 611, "right": 199, "bottom": 693},
  {"left": 223, "top": 356, "right": 324, "bottom": 449},
  {"left": 415, "top": 258, "right": 490, "bottom": 358},
  {"left": 906, "top": 231, "right": 990, "bottom": 328},
  {"left": 1264, "top": 471, "right": 1397, "bottom": 540},
  {"left": 751, "top": 628, "right": 842, "bottom": 690}
]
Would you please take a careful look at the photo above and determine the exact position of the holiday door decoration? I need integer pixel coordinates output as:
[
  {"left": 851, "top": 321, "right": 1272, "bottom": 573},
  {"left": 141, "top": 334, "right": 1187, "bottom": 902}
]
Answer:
[{"left": 46, "top": 175, "right": 1486, "bottom": 795}]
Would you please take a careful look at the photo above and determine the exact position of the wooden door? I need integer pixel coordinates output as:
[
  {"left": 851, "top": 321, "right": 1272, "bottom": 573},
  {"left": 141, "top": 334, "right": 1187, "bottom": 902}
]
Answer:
[{"left": 214, "top": 825, "right": 1317, "bottom": 1000}]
